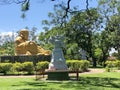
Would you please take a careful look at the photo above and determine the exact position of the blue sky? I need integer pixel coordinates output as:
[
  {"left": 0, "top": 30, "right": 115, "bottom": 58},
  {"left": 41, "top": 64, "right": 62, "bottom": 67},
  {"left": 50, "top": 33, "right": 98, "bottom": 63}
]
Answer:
[{"left": 0, "top": 0, "right": 98, "bottom": 33}]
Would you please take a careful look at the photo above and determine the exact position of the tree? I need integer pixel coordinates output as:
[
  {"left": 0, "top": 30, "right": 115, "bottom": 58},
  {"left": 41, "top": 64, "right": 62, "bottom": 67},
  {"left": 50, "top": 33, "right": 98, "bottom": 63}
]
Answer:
[
  {"left": 39, "top": 7, "right": 101, "bottom": 67},
  {"left": 38, "top": 27, "right": 60, "bottom": 50},
  {"left": 0, "top": 32, "right": 15, "bottom": 55},
  {"left": 98, "top": 0, "right": 120, "bottom": 59},
  {"left": 29, "top": 27, "right": 37, "bottom": 41},
  {"left": 64, "top": 8, "right": 101, "bottom": 67},
  {"left": 105, "top": 15, "right": 120, "bottom": 59}
]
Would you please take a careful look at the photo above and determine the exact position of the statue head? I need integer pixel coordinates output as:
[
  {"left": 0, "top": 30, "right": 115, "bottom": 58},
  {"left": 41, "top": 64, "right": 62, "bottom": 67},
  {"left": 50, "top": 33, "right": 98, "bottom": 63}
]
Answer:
[{"left": 19, "top": 29, "right": 29, "bottom": 40}]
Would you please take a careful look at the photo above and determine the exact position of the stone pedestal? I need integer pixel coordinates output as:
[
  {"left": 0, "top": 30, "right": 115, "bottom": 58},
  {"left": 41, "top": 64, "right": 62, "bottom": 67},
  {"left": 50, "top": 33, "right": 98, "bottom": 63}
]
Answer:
[{"left": 46, "top": 70, "right": 69, "bottom": 80}]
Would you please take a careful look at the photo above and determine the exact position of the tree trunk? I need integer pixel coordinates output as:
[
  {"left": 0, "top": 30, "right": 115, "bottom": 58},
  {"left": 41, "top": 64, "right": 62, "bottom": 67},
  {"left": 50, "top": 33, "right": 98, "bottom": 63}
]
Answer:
[{"left": 92, "top": 57, "right": 97, "bottom": 67}]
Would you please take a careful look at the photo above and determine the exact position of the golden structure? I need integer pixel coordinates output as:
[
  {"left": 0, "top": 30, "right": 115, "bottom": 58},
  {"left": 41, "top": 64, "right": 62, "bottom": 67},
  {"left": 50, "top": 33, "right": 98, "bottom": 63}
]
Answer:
[{"left": 15, "top": 29, "right": 51, "bottom": 55}]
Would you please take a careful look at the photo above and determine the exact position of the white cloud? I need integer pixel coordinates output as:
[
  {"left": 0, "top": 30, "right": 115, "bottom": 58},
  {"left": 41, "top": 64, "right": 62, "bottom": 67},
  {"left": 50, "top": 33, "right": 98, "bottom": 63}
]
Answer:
[
  {"left": 0, "top": 31, "right": 17, "bottom": 45},
  {"left": 0, "top": 31, "right": 17, "bottom": 37}
]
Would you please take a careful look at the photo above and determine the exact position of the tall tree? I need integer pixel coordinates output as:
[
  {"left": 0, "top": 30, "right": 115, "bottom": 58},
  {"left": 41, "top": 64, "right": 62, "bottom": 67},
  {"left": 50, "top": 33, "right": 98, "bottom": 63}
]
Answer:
[
  {"left": 39, "top": 8, "right": 101, "bottom": 67},
  {"left": 105, "top": 14, "right": 120, "bottom": 59},
  {"left": 98, "top": 0, "right": 120, "bottom": 59},
  {"left": 64, "top": 8, "right": 100, "bottom": 67}
]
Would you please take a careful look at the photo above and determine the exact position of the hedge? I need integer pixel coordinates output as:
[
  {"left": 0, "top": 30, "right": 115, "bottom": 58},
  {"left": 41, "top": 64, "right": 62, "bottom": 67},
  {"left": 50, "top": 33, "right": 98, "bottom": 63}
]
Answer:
[
  {"left": 105, "top": 60, "right": 120, "bottom": 72},
  {"left": 66, "top": 60, "right": 90, "bottom": 71},
  {"left": 36, "top": 61, "right": 49, "bottom": 71},
  {"left": 0, "top": 60, "right": 90, "bottom": 75},
  {"left": 0, "top": 63, "right": 13, "bottom": 75}
]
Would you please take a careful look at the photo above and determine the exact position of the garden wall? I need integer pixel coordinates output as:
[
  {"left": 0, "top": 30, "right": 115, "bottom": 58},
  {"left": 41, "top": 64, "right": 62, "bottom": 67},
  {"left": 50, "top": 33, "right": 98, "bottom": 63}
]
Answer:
[{"left": 0, "top": 55, "right": 51, "bottom": 64}]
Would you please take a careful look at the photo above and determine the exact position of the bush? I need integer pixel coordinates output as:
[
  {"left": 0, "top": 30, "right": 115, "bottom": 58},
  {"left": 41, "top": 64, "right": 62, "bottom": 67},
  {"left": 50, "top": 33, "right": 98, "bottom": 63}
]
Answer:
[
  {"left": 22, "top": 62, "right": 34, "bottom": 74},
  {"left": 79, "top": 60, "right": 90, "bottom": 71},
  {"left": 114, "top": 60, "right": 120, "bottom": 70},
  {"left": 67, "top": 60, "right": 80, "bottom": 70},
  {"left": 66, "top": 60, "right": 90, "bottom": 71},
  {"left": 36, "top": 61, "right": 49, "bottom": 71},
  {"left": 105, "top": 61, "right": 114, "bottom": 72},
  {"left": 0, "top": 63, "right": 13, "bottom": 75},
  {"left": 12, "top": 62, "right": 23, "bottom": 74},
  {"left": 105, "top": 60, "right": 118, "bottom": 72},
  {"left": 105, "top": 61, "right": 115, "bottom": 68}
]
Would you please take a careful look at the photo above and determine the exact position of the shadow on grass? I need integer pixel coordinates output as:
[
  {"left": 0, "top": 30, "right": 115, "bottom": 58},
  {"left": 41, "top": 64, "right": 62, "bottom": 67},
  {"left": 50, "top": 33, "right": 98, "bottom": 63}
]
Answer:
[
  {"left": 12, "top": 81, "right": 47, "bottom": 87},
  {"left": 18, "top": 88, "right": 59, "bottom": 90},
  {"left": 60, "top": 77, "right": 120, "bottom": 89},
  {"left": 12, "top": 82, "right": 58, "bottom": 90},
  {"left": 12, "top": 77, "right": 120, "bottom": 90}
]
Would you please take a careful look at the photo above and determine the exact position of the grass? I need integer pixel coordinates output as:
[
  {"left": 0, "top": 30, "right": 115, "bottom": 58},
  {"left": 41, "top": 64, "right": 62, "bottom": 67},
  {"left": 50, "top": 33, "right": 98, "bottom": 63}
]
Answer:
[{"left": 0, "top": 71, "right": 120, "bottom": 90}]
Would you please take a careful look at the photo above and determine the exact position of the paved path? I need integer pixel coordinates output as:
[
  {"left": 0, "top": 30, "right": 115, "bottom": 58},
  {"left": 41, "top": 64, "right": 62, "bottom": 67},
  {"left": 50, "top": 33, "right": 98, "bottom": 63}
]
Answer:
[
  {"left": 80, "top": 68, "right": 105, "bottom": 74},
  {"left": 0, "top": 68, "right": 119, "bottom": 78}
]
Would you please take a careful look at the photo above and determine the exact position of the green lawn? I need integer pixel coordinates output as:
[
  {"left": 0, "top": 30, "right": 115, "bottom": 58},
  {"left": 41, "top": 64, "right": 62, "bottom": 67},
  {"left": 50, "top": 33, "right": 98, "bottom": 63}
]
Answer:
[{"left": 0, "top": 72, "right": 120, "bottom": 90}]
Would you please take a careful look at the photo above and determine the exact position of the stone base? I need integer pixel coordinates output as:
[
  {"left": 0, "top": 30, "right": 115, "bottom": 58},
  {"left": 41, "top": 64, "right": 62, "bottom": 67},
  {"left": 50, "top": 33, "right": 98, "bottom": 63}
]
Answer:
[{"left": 46, "top": 70, "right": 69, "bottom": 80}]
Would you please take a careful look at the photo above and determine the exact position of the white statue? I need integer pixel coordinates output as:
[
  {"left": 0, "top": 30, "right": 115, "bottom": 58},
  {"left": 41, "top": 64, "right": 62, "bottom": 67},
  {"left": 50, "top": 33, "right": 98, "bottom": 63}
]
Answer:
[
  {"left": 48, "top": 35, "right": 68, "bottom": 70},
  {"left": 79, "top": 49, "right": 87, "bottom": 60}
]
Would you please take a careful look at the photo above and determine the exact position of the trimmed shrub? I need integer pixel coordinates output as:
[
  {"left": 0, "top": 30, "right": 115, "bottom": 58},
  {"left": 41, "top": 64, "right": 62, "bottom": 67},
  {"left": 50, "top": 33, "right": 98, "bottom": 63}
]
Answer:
[
  {"left": 0, "top": 63, "right": 13, "bottom": 75},
  {"left": 11, "top": 62, "right": 23, "bottom": 74},
  {"left": 114, "top": 60, "right": 120, "bottom": 70},
  {"left": 22, "top": 62, "right": 34, "bottom": 74},
  {"left": 79, "top": 60, "right": 90, "bottom": 71},
  {"left": 66, "top": 60, "right": 90, "bottom": 71},
  {"left": 105, "top": 61, "right": 116, "bottom": 72},
  {"left": 66, "top": 60, "right": 80, "bottom": 70},
  {"left": 36, "top": 61, "right": 49, "bottom": 71}
]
